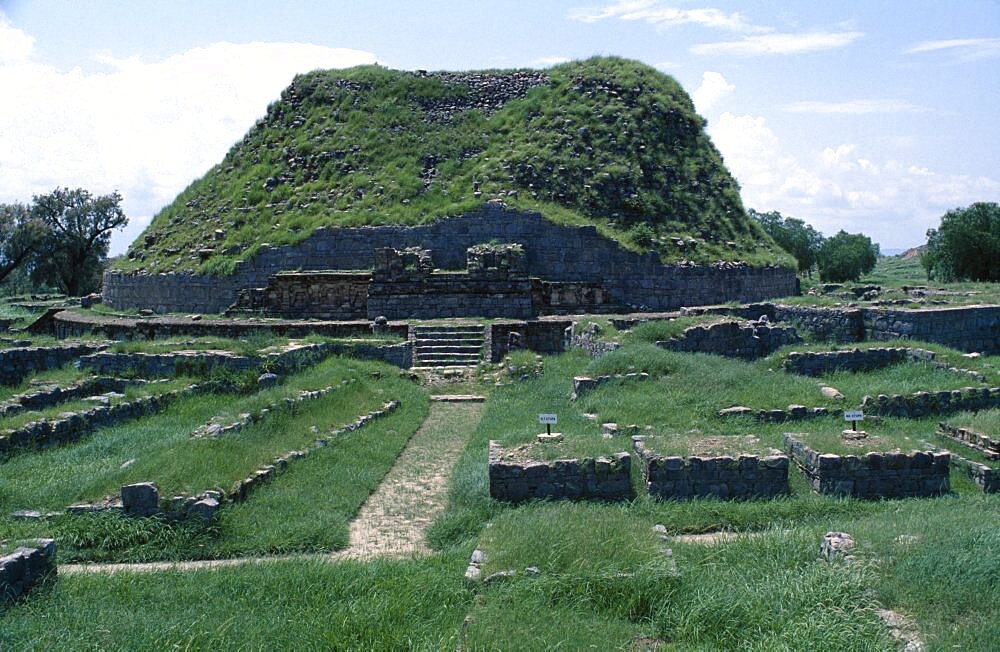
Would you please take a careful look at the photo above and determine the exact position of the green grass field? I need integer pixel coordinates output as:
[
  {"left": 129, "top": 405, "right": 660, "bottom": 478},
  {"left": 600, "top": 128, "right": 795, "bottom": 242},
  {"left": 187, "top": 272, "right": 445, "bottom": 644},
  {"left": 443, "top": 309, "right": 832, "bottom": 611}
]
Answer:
[{"left": 2, "top": 317, "right": 998, "bottom": 648}]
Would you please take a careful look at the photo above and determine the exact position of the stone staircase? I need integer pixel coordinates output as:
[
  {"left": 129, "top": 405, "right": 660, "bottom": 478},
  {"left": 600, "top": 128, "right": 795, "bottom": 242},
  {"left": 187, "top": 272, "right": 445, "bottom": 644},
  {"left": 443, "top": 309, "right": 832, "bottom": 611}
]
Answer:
[{"left": 412, "top": 324, "right": 485, "bottom": 368}]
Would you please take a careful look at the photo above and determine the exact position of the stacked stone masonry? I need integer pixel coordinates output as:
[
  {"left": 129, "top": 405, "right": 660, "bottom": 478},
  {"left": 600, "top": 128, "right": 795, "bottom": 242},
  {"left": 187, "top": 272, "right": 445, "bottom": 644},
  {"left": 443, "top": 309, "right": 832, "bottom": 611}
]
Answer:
[
  {"left": 861, "top": 387, "right": 1000, "bottom": 418},
  {"left": 0, "top": 377, "right": 135, "bottom": 419},
  {"left": 488, "top": 441, "right": 632, "bottom": 502},
  {"left": 571, "top": 373, "right": 650, "bottom": 400},
  {"left": 486, "top": 320, "right": 572, "bottom": 362},
  {"left": 632, "top": 437, "right": 789, "bottom": 499},
  {"left": 0, "top": 343, "right": 106, "bottom": 385},
  {"left": 658, "top": 319, "right": 801, "bottom": 360},
  {"left": 0, "top": 539, "right": 56, "bottom": 604},
  {"left": 936, "top": 423, "right": 1000, "bottom": 460},
  {"left": 784, "top": 347, "right": 935, "bottom": 376},
  {"left": 864, "top": 305, "right": 1000, "bottom": 354},
  {"left": 0, "top": 384, "right": 201, "bottom": 455},
  {"left": 104, "top": 206, "right": 798, "bottom": 314},
  {"left": 784, "top": 434, "right": 950, "bottom": 498}
]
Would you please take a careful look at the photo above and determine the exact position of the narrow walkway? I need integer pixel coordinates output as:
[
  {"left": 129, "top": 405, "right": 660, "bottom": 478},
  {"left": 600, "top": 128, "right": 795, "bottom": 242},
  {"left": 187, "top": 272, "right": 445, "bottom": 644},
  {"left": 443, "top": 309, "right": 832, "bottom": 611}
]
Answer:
[{"left": 62, "top": 399, "right": 483, "bottom": 575}]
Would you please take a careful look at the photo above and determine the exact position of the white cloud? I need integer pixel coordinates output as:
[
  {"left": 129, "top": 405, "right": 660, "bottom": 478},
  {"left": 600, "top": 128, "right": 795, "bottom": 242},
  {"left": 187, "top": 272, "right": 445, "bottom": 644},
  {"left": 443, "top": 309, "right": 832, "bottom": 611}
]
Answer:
[
  {"left": 707, "top": 110, "right": 1000, "bottom": 247},
  {"left": 653, "top": 60, "right": 679, "bottom": 71},
  {"left": 692, "top": 31, "right": 863, "bottom": 56},
  {"left": 905, "top": 37, "right": 1000, "bottom": 61},
  {"left": 532, "top": 56, "right": 571, "bottom": 67},
  {"left": 569, "top": 1, "right": 763, "bottom": 33},
  {"left": 0, "top": 23, "right": 376, "bottom": 255},
  {"left": 783, "top": 99, "right": 928, "bottom": 114},
  {"left": 691, "top": 71, "right": 734, "bottom": 113},
  {"left": 0, "top": 16, "right": 33, "bottom": 63}
]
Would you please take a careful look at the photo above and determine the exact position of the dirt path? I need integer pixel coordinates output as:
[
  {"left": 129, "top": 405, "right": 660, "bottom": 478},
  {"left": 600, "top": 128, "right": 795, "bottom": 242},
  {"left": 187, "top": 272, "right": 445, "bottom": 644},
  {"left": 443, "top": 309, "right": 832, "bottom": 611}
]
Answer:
[{"left": 62, "top": 400, "right": 482, "bottom": 575}]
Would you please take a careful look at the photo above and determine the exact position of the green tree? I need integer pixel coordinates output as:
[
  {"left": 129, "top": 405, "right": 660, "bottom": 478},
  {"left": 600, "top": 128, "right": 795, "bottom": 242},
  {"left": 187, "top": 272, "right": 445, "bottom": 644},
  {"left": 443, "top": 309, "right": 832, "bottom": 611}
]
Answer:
[
  {"left": 30, "top": 188, "right": 128, "bottom": 296},
  {"left": 749, "top": 209, "right": 824, "bottom": 276},
  {"left": 817, "top": 230, "right": 879, "bottom": 283},
  {"left": 0, "top": 202, "right": 48, "bottom": 285},
  {"left": 921, "top": 202, "right": 1000, "bottom": 282}
]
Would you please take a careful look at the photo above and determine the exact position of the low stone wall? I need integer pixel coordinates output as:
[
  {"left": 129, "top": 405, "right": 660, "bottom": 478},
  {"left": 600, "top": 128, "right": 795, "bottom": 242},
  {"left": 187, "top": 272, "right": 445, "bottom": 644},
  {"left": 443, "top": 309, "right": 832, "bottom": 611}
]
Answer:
[
  {"left": 0, "top": 377, "right": 135, "bottom": 419},
  {"left": 936, "top": 423, "right": 999, "bottom": 460},
  {"left": 0, "top": 384, "right": 201, "bottom": 454},
  {"left": 861, "top": 387, "right": 1000, "bottom": 418},
  {"left": 784, "top": 434, "right": 950, "bottom": 498},
  {"left": 948, "top": 453, "right": 999, "bottom": 493},
  {"left": 0, "top": 539, "right": 56, "bottom": 604},
  {"left": 632, "top": 437, "right": 789, "bottom": 499},
  {"left": 569, "top": 324, "right": 621, "bottom": 359},
  {"left": 79, "top": 342, "right": 332, "bottom": 377},
  {"left": 486, "top": 320, "right": 571, "bottom": 362},
  {"left": 0, "top": 343, "right": 106, "bottom": 385},
  {"left": 864, "top": 305, "right": 1000, "bottom": 354},
  {"left": 325, "top": 340, "right": 413, "bottom": 368},
  {"left": 53, "top": 310, "right": 409, "bottom": 341},
  {"left": 488, "top": 441, "right": 632, "bottom": 502},
  {"left": 718, "top": 404, "right": 830, "bottom": 423},
  {"left": 191, "top": 383, "right": 343, "bottom": 438},
  {"left": 657, "top": 319, "right": 801, "bottom": 360},
  {"left": 571, "top": 373, "right": 650, "bottom": 400},
  {"left": 773, "top": 306, "right": 865, "bottom": 343},
  {"left": 784, "top": 347, "right": 935, "bottom": 376}
]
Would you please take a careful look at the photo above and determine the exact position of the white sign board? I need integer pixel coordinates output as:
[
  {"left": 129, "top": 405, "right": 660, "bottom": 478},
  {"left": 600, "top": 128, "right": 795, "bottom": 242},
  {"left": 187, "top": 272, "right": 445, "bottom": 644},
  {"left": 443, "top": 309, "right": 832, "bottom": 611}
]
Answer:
[
  {"left": 538, "top": 413, "right": 558, "bottom": 425},
  {"left": 843, "top": 410, "right": 864, "bottom": 422}
]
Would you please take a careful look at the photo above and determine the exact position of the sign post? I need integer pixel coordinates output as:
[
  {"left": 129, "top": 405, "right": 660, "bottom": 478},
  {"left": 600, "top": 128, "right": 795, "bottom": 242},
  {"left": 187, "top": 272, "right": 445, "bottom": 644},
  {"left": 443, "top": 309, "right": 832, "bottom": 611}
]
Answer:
[
  {"left": 843, "top": 410, "right": 864, "bottom": 432},
  {"left": 538, "top": 413, "right": 558, "bottom": 437}
]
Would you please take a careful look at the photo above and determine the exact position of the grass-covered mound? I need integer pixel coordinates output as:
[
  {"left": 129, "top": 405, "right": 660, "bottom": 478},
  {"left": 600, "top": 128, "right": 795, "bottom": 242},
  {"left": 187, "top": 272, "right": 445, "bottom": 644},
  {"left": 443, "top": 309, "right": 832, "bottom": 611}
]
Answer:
[{"left": 119, "top": 56, "right": 792, "bottom": 275}]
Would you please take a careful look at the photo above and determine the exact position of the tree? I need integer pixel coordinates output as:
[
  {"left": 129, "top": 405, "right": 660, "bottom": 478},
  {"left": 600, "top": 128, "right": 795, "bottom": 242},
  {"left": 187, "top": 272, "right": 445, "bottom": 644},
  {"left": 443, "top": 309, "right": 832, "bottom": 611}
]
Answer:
[
  {"left": 816, "top": 230, "right": 879, "bottom": 283},
  {"left": 29, "top": 188, "right": 128, "bottom": 296},
  {"left": 749, "top": 209, "right": 824, "bottom": 276},
  {"left": 0, "top": 202, "right": 48, "bottom": 285},
  {"left": 921, "top": 202, "right": 1000, "bottom": 282}
]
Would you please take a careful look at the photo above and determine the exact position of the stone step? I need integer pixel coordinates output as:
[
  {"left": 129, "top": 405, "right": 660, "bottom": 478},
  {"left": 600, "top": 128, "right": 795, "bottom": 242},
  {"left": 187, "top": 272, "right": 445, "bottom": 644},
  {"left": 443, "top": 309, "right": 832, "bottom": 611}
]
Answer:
[
  {"left": 414, "top": 359, "right": 480, "bottom": 368},
  {"left": 416, "top": 353, "right": 480, "bottom": 362},
  {"left": 413, "top": 331, "right": 485, "bottom": 341},
  {"left": 414, "top": 337, "right": 486, "bottom": 345},
  {"left": 414, "top": 345, "right": 483, "bottom": 355},
  {"left": 413, "top": 327, "right": 485, "bottom": 336}
]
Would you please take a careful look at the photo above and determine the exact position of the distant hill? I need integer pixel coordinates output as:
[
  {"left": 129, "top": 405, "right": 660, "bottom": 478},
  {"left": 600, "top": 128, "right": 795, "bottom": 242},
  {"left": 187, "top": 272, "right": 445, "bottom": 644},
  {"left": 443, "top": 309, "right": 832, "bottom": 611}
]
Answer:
[
  {"left": 900, "top": 245, "right": 927, "bottom": 259},
  {"left": 118, "top": 57, "right": 793, "bottom": 275}
]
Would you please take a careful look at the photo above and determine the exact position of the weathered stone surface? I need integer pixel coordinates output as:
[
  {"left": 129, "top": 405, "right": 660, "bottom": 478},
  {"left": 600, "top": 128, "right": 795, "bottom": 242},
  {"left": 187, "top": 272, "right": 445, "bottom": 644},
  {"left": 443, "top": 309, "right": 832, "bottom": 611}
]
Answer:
[
  {"left": 103, "top": 206, "right": 798, "bottom": 314},
  {"left": 121, "top": 482, "right": 159, "bottom": 517},
  {"left": 658, "top": 319, "right": 801, "bottom": 361},
  {"left": 633, "top": 437, "right": 788, "bottom": 500},
  {"left": 820, "top": 532, "right": 855, "bottom": 561},
  {"left": 488, "top": 441, "right": 631, "bottom": 502},
  {"left": 784, "top": 434, "right": 950, "bottom": 498},
  {"left": 0, "top": 539, "right": 56, "bottom": 604},
  {"left": 784, "top": 347, "right": 935, "bottom": 377}
]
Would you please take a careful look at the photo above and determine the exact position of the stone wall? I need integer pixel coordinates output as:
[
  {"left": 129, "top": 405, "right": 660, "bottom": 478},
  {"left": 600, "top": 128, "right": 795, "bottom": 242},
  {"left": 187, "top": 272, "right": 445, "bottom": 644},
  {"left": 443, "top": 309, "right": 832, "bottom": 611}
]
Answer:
[
  {"left": 0, "top": 384, "right": 200, "bottom": 455},
  {"left": 632, "top": 437, "right": 789, "bottom": 499},
  {"left": 784, "top": 347, "right": 935, "bottom": 376},
  {"left": 368, "top": 273, "right": 534, "bottom": 320},
  {"left": 486, "top": 320, "right": 571, "bottom": 362},
  {"left": 231, "top": 271, "right": 370, "bottom": 320},
  {"left": 784, "top": 434, "right": 950, "bottom": 498},
  {"left": 0, "top": 343, "right": 106, "bottom": 385},
  {"left": 657, "top": 319, "right": 801, "bottom": 360},
  {"left": 936, "top": 423, "right": 999, "bottom": 460},
  {"left": 0, "top": 539, "right": 56, "bottom": 604},
  {"left": 530, "top": 280, "right": 620, "bottom": 315},
  {"left": 571, "top": 373, "right": 650, "bottom": 400},
  {"left": 864, "top": 305, "right": 1000, "bottom": 354},
  {"left": 104, "top": 205, "right": 799, "bottom": 314},
  {"left": 488, "top": 441, "right": 632, "bottom": 502},
  {"left": 945, "top": 452, "right": 999, "bottom": 493},
  {"left": 53, "top": 310, "right": 409, "bottom": 341},
  {"left": 79, "top": 342, "right": 332, "bottom": 377},
  {"left": 861, "top": 387, "right": 999, "bottom": 418},
  {"left": 773, "top": 306, "right": 865, "bottom": 343},
  {"left": 0, "top": 377, "right": 135, "bottom": 419}
]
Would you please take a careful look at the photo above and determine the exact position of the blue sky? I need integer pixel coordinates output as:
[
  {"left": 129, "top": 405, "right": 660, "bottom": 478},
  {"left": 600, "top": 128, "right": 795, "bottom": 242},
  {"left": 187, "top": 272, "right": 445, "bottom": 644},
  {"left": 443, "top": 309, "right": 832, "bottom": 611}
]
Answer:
[{"left": 2, "top": 1, "right": 998, "bottom": 254}]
